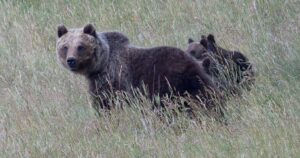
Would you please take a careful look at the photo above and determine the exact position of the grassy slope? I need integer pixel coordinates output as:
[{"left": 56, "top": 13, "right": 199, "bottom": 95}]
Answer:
[{"left": 0, "top": 0, "right": 299, "bottom": 157}]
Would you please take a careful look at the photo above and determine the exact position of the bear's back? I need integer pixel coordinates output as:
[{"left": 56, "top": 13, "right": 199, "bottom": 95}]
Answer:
[
  {"left": 128, "top": 46, "right": 216, "bottom": 97},
  {"left": 100, "top": 31, "right": 130, "bottom": 49}
]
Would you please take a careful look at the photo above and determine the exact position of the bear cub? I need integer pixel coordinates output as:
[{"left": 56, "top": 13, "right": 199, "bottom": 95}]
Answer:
[{"left": 186, "top": 34, "right": 255, "bottom": 95}]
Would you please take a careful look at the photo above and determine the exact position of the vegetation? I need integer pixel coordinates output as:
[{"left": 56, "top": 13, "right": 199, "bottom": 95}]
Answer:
[{"left": 0, "top": 0, "right": 299, "bottom": 157}]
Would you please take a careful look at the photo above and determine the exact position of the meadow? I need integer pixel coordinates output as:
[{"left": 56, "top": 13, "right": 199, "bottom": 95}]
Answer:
[{"left": 0, "top": 0, "right": 299, "bottom": 157}]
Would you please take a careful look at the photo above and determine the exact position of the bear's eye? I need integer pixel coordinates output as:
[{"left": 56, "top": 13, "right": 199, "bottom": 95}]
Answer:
[
  {"left": 62, "top": 46, "right": 68, "bottom": 53},
  {"left": 77, "top": 45, "right": 85, "bottom": 52}
]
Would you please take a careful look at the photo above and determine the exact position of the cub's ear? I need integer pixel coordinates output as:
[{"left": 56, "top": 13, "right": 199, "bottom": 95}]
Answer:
[
  {"left": 200, "top": 38, "right": 208, "bottom": 48},
  {"left": 207, "top": 34, "right": 215, "bottom": 43},
  {"left": 83, "top": 24, "right": 97, "bottom": 38},
  {"left": 188, "top": 38, "right": 194, "bottom": 44},
  {"left": 57, "top": 25, "right": 68, "bottom": 38}
]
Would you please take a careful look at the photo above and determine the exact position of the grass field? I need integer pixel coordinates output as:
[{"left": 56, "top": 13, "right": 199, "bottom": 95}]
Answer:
[{"left": 0, "top": 0, "right": 300, "bottom": 157}]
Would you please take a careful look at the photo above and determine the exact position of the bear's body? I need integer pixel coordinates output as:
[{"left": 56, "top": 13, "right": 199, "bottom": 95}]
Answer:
[
  {"left": 186, "top": 34, "right": 255, "bottom": 95},
  {"left": 56, "top": 24, "right": 220, "bottom": 114}
]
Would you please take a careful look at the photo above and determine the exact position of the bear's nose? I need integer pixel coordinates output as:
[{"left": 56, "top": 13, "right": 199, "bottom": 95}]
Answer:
[{"left": 67, "top": 58, "right": 77, "bottom": 69}]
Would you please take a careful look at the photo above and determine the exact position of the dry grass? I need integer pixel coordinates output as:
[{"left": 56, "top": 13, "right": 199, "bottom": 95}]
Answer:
[{"left": 0, "top": 0, "right": 299, "bottom": 157}]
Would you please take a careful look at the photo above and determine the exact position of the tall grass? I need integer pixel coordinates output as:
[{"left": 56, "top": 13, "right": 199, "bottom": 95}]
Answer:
[{"left": 0, "top": 0, "right": 299, "bottom": 157}]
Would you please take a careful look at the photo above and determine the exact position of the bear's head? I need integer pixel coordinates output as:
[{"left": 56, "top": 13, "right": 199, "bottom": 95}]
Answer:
[
  {"left": 56, "top": 24, "right": 109, "bottom": 75},
  {"left": 186, "top": 37, "right": 209, "bottom": 60},
  {"left": 206, "top": 34, "right": 253, "bottom": 74}
]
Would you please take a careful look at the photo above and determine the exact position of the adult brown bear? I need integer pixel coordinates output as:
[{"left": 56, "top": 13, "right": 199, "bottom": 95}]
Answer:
[{"left": 56, "top": 24, "right": 221, "bottom": 115}]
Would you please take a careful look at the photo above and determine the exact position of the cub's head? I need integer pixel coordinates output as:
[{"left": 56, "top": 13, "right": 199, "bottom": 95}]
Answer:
[
  {"left": 186, "top": 34, "right": 220, "bottom": 60},
  {"left": 186, "top": 37, "right": 209, "bottom": 60},
  {"left": 56, "top": 24, "right": 108, "bottom": 75}
]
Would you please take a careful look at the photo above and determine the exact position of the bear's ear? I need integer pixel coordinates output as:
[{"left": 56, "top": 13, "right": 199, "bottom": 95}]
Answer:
[
  {"left": 188, "top": 38, "right": 194, "bottom": 44},
  {"left": 200, "top": 39, "right": 208, "bottom": 48},
  {"left": 57, "top": 25, "right": 68, "bottom": 38},
  {"left": 207, "top": 34, "right": 215, "bottom": 43},
  {"left": 83, "top": 24, "right": 97, "bottom": 38}
]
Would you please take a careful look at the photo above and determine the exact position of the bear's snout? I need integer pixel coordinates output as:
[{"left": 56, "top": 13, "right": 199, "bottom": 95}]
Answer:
[{"left": 67, "top": 58, "right": 77, "bottom": 70}]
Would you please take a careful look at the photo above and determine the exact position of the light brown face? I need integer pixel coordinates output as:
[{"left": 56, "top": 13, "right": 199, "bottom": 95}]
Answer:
[
  {"left": 186, "top": 39, "right": 208, "bottom": 60},
  {"left": 56, "top": 25, "right": 98, "bottom": 74}
]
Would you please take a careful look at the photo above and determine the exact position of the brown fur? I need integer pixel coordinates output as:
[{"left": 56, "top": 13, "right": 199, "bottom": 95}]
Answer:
[
  {"left": 186, "top": 38, "right": 208, "bottom": 60},
  {"left": 186, "top": 34, "right": 255, "bottom": 95},
  {"left": 56, "top": 24, "right": 221, "bottom": 115}
]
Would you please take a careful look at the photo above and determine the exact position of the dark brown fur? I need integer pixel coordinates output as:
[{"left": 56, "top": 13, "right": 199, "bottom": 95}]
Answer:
[
  {"left": 186, "top": 34, "right": 255, "bottom": 95},
  {"left": 56, "top": 24, "right": 221, "bottom": 115}
]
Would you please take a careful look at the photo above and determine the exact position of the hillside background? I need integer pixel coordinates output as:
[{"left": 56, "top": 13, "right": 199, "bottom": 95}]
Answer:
[{"left": 0, "top": 0, "right": 299, "bottom": 157}]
